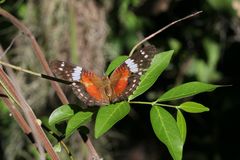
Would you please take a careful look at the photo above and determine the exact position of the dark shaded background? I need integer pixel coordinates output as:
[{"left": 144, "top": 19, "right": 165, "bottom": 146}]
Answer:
[{"left": 0, "top": 0, "right": 239, "bottom": 159}]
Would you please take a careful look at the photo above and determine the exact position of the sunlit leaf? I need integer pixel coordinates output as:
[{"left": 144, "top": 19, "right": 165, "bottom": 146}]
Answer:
[
  {"left": 49, "top": 105, "right": 74, "bottom": 126},
  {"left": 150, "top": 106, "right": 183, "bottom": 160},
  {"left": 53, "top": 143, "right": 61, "bottom": 153},
  {"left": 157, "top": 82, "right": 219, "bottom": 102},
  {"left": 95, "top": 101, "right": 130, "bottom": 138},
  {"left": 179, "top": 101, "right": 210, "bottom": 113},
  {"left": 65, "top": 111, "right": 93, "bottom": 138},
  {"left": 105, "top": 56, "right": 128, "bottom": 75},
  {"left": 129, "top": 50, "right": 173, "bottom": 100},
  {"left": 177, "top": 110, "right": 187, "bottom": 143},
  {"left": 0, "top": 0, "right": 6, "bottom": 4}
]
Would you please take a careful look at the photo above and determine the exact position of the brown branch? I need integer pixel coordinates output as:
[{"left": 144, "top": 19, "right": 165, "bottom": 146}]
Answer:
[
  {"left": 0, "top": 68, "right": 59, "bottom": 160},
  {"left": 0, "top": 88, "right": 32, "bottom": 134}
]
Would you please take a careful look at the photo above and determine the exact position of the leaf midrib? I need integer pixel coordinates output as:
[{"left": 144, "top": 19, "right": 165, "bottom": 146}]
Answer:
[
  {"left": 156, "top": 107, "right": 176, "bottom": 159},
  {"left": 158, "top": 88, "right": 216, "bottom": 102},
  {"left": 98, "top": 104, "right": 122, "bottom": 134}
]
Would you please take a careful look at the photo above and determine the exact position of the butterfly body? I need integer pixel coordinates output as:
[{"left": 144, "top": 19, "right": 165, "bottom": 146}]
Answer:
[{"left": 50, "top": 45, "right": 157, "bottom": 106}]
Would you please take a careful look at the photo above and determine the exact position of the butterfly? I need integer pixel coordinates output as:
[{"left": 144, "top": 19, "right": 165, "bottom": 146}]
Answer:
[{"left": 50, "top": 45, "right": 157, "bottom": 106}]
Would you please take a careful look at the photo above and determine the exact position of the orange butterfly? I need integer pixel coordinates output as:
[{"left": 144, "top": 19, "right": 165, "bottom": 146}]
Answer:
[{"left": 50, "top": 45, "right": 157, "bottom": 106}]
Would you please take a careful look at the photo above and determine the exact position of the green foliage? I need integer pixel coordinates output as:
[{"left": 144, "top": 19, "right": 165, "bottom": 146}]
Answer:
[
  {"left": 53, "top": 143, "right": 61, "bottom": 153},
  {"left": 0, "top": 0, "right": 5, "bottom": 4},
  {"left": 17, "top": 3, "right": 27, "bottom": 18},
  {"left": 156, "top": 81, "right": 219, "bottom": 102},
  {"left": 168, "top": 38, "right": 182, "bottom": 54},
  {"left": 48, "top": 105, "right": 74, "bottom": 126},
  {"left": 177, "top": 110, "right": 187, "bottom": 143},
  {"left": 119, "top": 0, "right": 142, "bottom": 31},
  {"left": 207, "top": 0, "right": 234, "bottom": 14},
  {"left": 129, "top": 50, "right": 174, "bottom": 100},
  {"left": 186, "top": 38, "right": 222, "bottom": 82},
  {"left": 65, "top": 111, "right": 93, "bottom": 138},
  {"left": 179, "top": 101, "right": 209, "bottom": 113},
  {"left": 105, "top": 56, "right": 128, "bottom": 75},
  {"left": 150, "top": 106, "right": 183, "bottom": 160},
  {"left": 48, "top": 50, "right": 219, "bottom": 160},
  {"left": 95, "top": 101, "right": 130, "bottom": 138}
]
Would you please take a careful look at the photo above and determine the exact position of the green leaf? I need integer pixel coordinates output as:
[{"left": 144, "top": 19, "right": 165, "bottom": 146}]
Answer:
[
  {"left": 150, "top": 106, "right": 183, "bottom": 160},
  {"left": 105, "top": 56, "right": 128, "bottom": 75},
  {"left": 0, "top": 0, "right": 6, "bottom": 4},
  {"left": 177, "top": 110, "right": 187, "bottom": 143},
  {"left": 157, "top": 81, "right": 219, "bottom": 102},
  {"left": 53, "top": 143, "right": 61, "bottom": 153},
  {"left": 49, "top": 105, "right": 74, "bottom": 126},
  {"left": 65, "top": 111, "right": 93, "bottom": 138},
  {"left": 179, "top": 101, "right": 210, "bottom": 113},
  {"left": 168, "top": 38, "right": 182, "bottom": 53},
  {"left": 129, "top": 50, "right": 174, "bottom": 100},
  {"left": 95, "top": 101, "right": 130, "bottom": 138}
]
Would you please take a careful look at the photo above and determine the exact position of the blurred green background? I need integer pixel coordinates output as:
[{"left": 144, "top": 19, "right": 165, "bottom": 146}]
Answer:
[{"left": 0, "top": 0, "right": 239, "bottom": 159}]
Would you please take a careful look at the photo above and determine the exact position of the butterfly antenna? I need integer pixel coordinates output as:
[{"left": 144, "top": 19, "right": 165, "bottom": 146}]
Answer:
[
  {"left": 129, "top": 11, "right": 203, "bottom": 56},
  {"left": 0, "top": 60, "right": 72, "bottom": 85}
]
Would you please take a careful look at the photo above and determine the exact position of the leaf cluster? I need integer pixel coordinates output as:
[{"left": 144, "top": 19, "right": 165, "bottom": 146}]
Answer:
[{"left": 48, "top": 50, "right": 220, "bottom": 160}]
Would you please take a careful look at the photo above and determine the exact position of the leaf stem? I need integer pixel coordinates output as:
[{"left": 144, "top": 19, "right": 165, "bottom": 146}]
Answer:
[
  {"left": 129, "top": 101, "right": 153, "bottom": 105},
  {"left": 129, "top": 101, "right": 178, "bottom": 109}
]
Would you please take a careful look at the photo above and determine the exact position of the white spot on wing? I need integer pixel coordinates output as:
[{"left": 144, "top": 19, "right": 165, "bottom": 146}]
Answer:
[
  {"left": 61, "top": 62, "right": 65, "bottom": 67},
  {"left": 72, "top": 66, "right": 82, "bottom": 81},
  {"left": 58, "top": 68, "right": 63, "bottom": 71},
  {"left": 140, "top": 50, "right": 145, "bottom": 55},
  {"left": 125, "top": 59, "right": 138, "bottom": 73},
  {"left": 144, "top": 54, "right": 149, "bottom": 58}
]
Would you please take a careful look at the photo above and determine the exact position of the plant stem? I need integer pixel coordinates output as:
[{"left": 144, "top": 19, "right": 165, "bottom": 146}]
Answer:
[
  {"left": 129, "top": 101, "right": 178, "bottom": 109},
  {"left": 129, "top": 101, "right": 153, "bottom": 105}
]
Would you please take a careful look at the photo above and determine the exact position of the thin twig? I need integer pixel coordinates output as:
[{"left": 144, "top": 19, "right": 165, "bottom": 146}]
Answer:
[
  {"left": 129, "top": 11, "right": 203, "bottom": 56},
  {"left": 0, "top": 33, "right": 21, "bottom": 58}
]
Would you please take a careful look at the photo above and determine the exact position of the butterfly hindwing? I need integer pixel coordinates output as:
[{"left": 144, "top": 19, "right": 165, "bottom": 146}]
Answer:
[
  {"left": 50, "top": 60, "right": 109, "bottom": 106},
  {"left": 110, "top": 45, "right": 157, "bottom": 102}
]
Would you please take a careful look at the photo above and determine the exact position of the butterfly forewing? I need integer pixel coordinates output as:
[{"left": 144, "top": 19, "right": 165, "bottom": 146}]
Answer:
[
  {"left": 110, "top": 45, "right": 157, "bottom": 102},
  {"left": 50, "top": 60, "right": 109, "bottom": 106}
]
